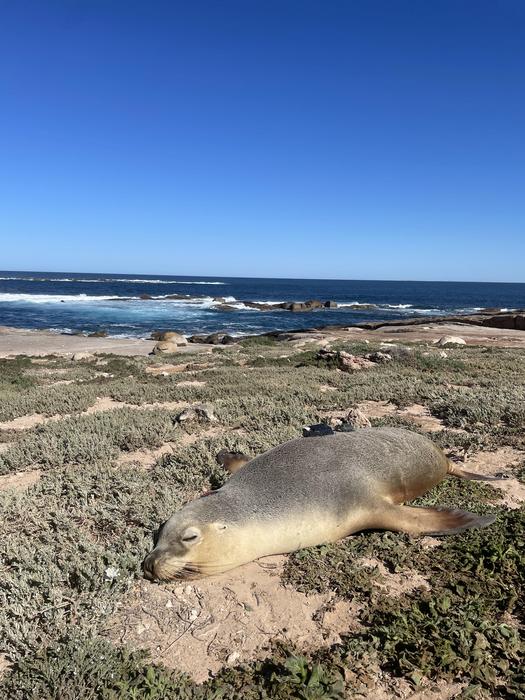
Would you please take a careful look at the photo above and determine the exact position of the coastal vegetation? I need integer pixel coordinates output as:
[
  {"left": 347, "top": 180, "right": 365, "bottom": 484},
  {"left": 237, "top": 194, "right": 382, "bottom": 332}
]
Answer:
[{"left": 0, "top": 337, "right": 523, "bottom": 698}]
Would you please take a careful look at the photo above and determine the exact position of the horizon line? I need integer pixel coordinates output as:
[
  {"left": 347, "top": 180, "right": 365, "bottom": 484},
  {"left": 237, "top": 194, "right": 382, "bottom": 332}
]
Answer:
[{"left": 0, "top": 268, "right": 523, "bottom": 286}]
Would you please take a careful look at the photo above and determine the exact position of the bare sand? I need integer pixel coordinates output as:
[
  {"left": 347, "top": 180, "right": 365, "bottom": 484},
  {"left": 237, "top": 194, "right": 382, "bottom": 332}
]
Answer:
[
  {"left": 0, "top": 326, "right": 205, "bottom": 357},
  {"left": 1, "top": 321, "right": 525, "bottom": 358}
]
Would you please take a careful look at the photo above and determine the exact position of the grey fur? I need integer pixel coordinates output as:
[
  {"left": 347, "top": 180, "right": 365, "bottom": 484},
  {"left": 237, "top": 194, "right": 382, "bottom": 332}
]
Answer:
[
  {"left": 145, "top": 428, "right": 493, "bottom": 580},
  {"left": 154, "top": 428, "right": 448, "bottom": 538}
]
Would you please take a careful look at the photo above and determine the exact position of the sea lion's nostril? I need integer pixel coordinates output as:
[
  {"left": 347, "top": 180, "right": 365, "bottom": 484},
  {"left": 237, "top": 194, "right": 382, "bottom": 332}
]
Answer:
[{"left": 142, "top": 553, "right": 157, "bottom": 580}]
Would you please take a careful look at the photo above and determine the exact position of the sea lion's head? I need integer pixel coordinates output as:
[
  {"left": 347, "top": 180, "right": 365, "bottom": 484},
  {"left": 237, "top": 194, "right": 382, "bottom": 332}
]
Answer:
[{"left": 142, "top": 496, "right": 244, "bottom": 581}]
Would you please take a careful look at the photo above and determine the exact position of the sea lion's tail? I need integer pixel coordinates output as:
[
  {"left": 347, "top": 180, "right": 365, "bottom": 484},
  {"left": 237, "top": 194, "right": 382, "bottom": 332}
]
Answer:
[{"left": 447, "top": 461, "right": 506, "bottom": 482}]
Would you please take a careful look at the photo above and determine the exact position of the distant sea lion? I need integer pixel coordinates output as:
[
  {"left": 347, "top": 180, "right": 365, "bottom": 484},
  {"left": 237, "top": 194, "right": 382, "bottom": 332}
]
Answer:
[{"left": 143, "top": 428, "right": 497, "bottom": 581}]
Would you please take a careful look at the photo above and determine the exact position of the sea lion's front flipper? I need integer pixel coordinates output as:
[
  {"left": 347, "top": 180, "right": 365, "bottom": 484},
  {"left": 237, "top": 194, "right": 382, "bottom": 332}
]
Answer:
[
  {"left": 375, "top": 504, "right": 496, "bottom": 536},
  {"left": 216, "top": 450, "right": 251, "bottom": 475}
]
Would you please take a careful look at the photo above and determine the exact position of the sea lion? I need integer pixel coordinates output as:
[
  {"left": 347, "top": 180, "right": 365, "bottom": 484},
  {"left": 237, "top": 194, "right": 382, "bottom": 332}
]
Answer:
[{"left": 143, "top": 427, "right": 497, "bottom": 581}]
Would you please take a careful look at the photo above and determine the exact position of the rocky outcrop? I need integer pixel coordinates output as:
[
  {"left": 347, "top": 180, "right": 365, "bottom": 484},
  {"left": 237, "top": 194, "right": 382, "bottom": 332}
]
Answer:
[
  {"left": 365, "top": 351, "right": 393, "bottom": 363},
  {"left": 435, "top": 336, "right": 467, "bottom": 347},
  {"left": 176, "top": 404, "right": 217, "bottom": 423},
  {"left": 188, "top": 332, "right": 236, "bottom": 345},
  {"left": 237, "top": 300, "right": 340, "bottom": 312},
  {"left": 343, "top": 408, "right": 372, "bottom": 429},
  {"left": 71, "top": 352, "right": 95, "bottom": 361},
  {"left": 356, "top": 312, "right": 525, "bottom": 332},
  {"left": 317, "top": 348, "right": 375, "bottom": 372}
]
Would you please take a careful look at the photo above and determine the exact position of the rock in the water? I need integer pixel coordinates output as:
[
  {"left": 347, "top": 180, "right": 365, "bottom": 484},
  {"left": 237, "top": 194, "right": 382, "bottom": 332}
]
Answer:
[
  {"left": 177, "top": 404, "right": 217, "bottom": 423},
  {"left": 324, "top": 300, "right": 338, "bottom": 308},
  {"left": 288, "top": 302, "right": 307, "bottom": 312},
  {"left": 139, "top": 294, "right": 153, "bottom": 300},
  {"left": 302, "top": 423, "right": 335, "bottom": 437},
  {"left": 436, "top": 336, "right": 467, "bottom": 347},
  {"left": 365, "top": 351, "right": 393, "bottom": 364},
  {"left": 216, "top": 449, "right": 250, "bottom": 474},
  {"left": 88, "top": 330, "right": 108, "bottom": 338}
]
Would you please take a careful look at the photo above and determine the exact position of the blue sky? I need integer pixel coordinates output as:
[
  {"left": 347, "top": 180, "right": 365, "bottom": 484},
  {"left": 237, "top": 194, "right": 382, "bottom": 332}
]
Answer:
[{"left": 0, "top": 0, "right": 524, "bottom": 281}]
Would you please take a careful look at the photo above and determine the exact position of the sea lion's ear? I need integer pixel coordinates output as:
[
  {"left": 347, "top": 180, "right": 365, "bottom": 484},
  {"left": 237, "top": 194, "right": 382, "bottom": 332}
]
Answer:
[
  {"left": 181, "top": 526, "right": 202, "bottom": 546},
  {"left": 214, "top": 522, "right": 228, "bottom": 532}
]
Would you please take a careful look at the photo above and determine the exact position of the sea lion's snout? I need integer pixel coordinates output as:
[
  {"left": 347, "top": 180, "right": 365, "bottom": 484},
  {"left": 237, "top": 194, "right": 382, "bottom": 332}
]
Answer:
[
  {"left": 142, "top": 548, "right": 199, "bottom": 581},
  {"left": 143, "top": 524, "right": 206, "bottom": 581},
  {"left": 142, "top": 551, "right": 159, "bottom": 580}
]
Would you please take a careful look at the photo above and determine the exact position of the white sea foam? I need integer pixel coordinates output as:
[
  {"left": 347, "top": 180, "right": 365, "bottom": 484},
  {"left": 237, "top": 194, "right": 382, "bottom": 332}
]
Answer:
[
  {"left": 0, "top": 292, "right": 237, "bottom": 305},
  {"left": 0, "top": 293, "right": 120, "bottom": 303},
  {"left": 0, "top": 276, "right": 225, "bottom": 285}
]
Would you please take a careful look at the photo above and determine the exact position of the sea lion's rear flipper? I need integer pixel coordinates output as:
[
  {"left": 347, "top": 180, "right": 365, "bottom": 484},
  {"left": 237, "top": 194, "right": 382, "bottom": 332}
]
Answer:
[
  {"left": 447, "top": 462, "right": 506, "bottom": 482},
  {"left": 377, "top": 504, "right": 496, "bottom": 536}
]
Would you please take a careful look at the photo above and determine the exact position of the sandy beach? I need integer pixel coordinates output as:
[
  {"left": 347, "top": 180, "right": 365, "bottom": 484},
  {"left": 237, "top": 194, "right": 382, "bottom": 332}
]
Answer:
[{"left": 2, "top": 320, "right": 525, "bottom": 358}]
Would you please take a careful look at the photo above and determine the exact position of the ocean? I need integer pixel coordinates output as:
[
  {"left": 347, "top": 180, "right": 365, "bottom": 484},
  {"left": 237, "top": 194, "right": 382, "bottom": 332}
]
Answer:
[{"left": 0, "top": 272, "right": 523, "bottom": 338}]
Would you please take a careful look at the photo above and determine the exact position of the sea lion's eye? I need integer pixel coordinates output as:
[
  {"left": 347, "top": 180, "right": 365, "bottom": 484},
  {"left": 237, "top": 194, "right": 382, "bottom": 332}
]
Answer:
[{"left": 181, "top": 526, "right": 201, "bottom": 543}]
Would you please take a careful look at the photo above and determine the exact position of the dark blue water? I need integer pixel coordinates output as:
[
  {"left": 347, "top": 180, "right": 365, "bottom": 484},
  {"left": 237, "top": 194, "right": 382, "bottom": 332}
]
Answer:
[{"left": 0, "top": 271, "right": 523, "bottom": 338}]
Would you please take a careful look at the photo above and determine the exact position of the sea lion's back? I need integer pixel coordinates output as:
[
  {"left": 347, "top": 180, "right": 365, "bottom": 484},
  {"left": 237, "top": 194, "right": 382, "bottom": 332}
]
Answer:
[{"left": 224, "top": 428, "right": 447, "bottom": 511}]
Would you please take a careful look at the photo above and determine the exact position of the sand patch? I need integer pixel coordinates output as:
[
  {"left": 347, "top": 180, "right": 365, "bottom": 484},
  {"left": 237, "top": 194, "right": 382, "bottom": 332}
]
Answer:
[
  {"left": 146, "top": 364, "right": 188, "bottom": 376},
  {"left": 397, "top": 403, "right": 447, "bottom": 432},
  {"left": 353, "top": 400, "right": 464, "bottom": 434},
  {"left": 359, "top": 557, "right": 430, "bottom": 597},
  {"left": 108, "top": 556, "right": 356, "bottom": 683},
  {"left": 116, "top": 444, "right": 176, "bottom": 470},
  {"left": 0, "top": 414, "right": 48, "bottom": 431},
  {"left": 177, "top": 380, "right": 206, "bottom": 388},
  {"left": 0, "top": 399, "right": 191, "bottom": 435},
  {"left": 463, "top": 447, "right": 525, "bottom": 509},
  {"left": 177, "top": 426, "right": 230, "bottom": 447},
  {"left": 356, "top": 400, "right": 398, "bottom": 419},
  {"left": 0, "top": 469, "right": 41, "bottom": 492},
  {"left": 319, "top": 384, "right": 337, "bottom": 393},
  {"left": 0, "top": 654, "right": 11, "bottom": 678}
]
